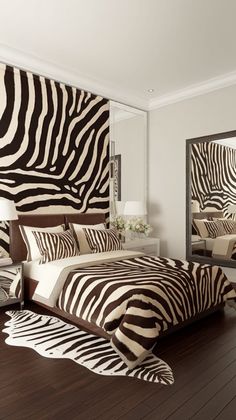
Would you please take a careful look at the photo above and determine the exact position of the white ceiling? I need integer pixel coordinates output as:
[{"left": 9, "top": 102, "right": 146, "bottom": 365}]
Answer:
[{"left": 0, "top": 0, "right": 236, "bottom": 110}]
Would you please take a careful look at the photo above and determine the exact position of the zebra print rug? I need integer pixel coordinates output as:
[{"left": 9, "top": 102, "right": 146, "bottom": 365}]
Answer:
[{"left": 3, "top": 310, "right": 174, "bottom": 385}]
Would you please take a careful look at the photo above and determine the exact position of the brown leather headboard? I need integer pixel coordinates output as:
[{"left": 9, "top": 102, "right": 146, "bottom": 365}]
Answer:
[
  {"left": 9, "top": 212, "right": 106, "bottom": 262},
  {"left": 192, "top": 211, "right": 224, "bottom": 220},
  {"left": 65, "top": 212, "right": 106, "bottom": 226}
]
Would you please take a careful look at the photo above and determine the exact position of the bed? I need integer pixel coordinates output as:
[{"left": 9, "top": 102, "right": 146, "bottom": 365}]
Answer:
[
  {"left": 192, "top": 211, "right": 236, "bottom": 260},
  {"left": 9, "top": 212, "right": 236, "bottom": 369}
]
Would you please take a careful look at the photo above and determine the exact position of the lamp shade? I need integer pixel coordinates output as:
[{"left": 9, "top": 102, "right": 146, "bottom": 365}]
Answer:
[
  {"left": 123, "top": 201, "right": 147, "bottom": 216},
  {"left": 191, "top": 200, "right": 200, "bottom": 213},
  {"left": 0, "top": 199, "right": 18, "bottom": 221},
  {"left": 228, "top": 204, "right": 236, "bottom": 214}
]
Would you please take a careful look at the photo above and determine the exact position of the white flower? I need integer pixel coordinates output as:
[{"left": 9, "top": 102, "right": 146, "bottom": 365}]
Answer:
[
  {"left": 111, "top": 216, "right": 126, "bottom": 232},
  {"left": 125, "top": 217, "right": 152, "bottom": 236}
]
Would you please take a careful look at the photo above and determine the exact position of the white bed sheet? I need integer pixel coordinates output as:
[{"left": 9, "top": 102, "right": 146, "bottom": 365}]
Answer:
[
  {"left": 202, "top": 235, "right": 236, "bottom": 255},
  {"left": 205, "top": 238, "right": 214, "bottom": 251},
  {"left": 24, "top": 250, "right": 144, "bottom": 308},
  {"left": 192, "top": 235, "right": 213, "bottom": 251}
]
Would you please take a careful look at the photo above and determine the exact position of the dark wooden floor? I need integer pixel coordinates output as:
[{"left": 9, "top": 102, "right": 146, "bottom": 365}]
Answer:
[{"left": 0, "top": 302, "right": 236, "bottom": 420}]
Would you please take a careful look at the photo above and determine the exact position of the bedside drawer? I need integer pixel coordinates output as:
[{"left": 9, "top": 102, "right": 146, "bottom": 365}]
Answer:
[
  {"left": 123, "top": 238, "right": 160, "bottom": 256},
  {"left": 125, "top": 245, "right": 159, "bottom": 256}
]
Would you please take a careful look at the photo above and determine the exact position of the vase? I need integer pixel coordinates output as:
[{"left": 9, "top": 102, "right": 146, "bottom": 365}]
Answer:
[{"left": 134, "top": 232, "right": 146, "bottom": 239}]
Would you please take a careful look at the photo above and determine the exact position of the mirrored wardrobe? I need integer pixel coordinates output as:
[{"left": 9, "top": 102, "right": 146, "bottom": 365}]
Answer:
[{"left": 109, "top": 101, "right": 147, "bottom": 217}]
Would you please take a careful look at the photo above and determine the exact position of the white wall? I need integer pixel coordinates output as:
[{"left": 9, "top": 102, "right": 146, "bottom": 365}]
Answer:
[{"left": 148, "top": 85, "right": 236, "bottom": 265}]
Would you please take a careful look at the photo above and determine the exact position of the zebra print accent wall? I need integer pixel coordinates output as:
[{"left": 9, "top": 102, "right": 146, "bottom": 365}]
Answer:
[
  {"left": 0, "top": 63, "right": 109, "bottom": 256},
  {"left": 191, "top": 141, "right": 236, "bottom": 215}
]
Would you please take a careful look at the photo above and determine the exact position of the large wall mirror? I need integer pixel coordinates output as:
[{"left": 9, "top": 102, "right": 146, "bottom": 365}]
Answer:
[
  {"left": 186, "top": 129, "right": 236, "bottom": 268},
  {"left": 109, "top": 101, "right": 147, "bottom": 216}
]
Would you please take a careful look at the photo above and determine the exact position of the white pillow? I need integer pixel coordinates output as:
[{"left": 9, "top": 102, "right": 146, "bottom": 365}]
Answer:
[
  {"left": 193, "top": 219, "right": 209, "bottom": 238},
  {"left": 69, "top": 223, "right": 105, "bottom": 254},
  {"left": 19, "top": 225, "right": 64, "bottom": 261}
]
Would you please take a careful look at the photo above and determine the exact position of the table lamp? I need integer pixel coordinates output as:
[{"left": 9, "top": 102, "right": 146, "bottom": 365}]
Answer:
[
  {"left": 123, "top": 201, "right": 147, "bottom": 217},
  {"left": 0, "top": 199, "right": 18, "bottom": 258},
  {"left": 0, "top": 199, "right": 18, "bottom": 221}
]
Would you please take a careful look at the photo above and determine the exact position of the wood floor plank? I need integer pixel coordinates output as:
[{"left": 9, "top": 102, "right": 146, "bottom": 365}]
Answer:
[
  {"left": 164, "top": 359, "right": 236, "bottom": 420},
  {"left": 213, "top": 395, "right": 236, "bottom": 420},
  {"left": 141, "top": 340, "right": 236, "bottom": 416},
  {"left": 142, "top": 349, "right": 236, "bottom": 420},
  {"left": 190, "top": 376, "right": 236, "bottom": 420},
  {"left": 0, "top": 303, "right": 236, "bottom": 420}
]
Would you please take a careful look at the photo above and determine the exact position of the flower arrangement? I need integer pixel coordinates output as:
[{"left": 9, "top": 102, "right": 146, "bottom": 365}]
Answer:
[
  {"left": 111, "top": 216, "right": 126, "bottom": 233},
  {"left": 125, "top": 217, "right": 152, "bottom": 236},
  {"left": 111, "top": 216, "right": 152, "bottom": 238}
]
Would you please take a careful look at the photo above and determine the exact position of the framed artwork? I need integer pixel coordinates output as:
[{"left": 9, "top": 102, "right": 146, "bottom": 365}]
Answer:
[{"left": 111, "top": 154, "right": 121, "bottom": 201}]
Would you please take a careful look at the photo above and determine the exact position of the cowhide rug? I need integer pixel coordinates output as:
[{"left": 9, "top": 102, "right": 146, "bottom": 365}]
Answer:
[{"left": 3, "top": 310, "right": 174, "bottom": 385}]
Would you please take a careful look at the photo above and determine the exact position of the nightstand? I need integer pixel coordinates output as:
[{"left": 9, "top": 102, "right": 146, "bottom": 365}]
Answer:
[
  {"left": 123, "top": 237, "right": 160, "bottom": 256},
  {"left": 0, "top": 262, "right": 24, "bottom": 309}
]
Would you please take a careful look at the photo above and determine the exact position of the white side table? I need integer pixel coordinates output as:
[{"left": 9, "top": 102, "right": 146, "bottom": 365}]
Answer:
[{"left": 122, "top": 237, "right": 160, "bottom": 256}]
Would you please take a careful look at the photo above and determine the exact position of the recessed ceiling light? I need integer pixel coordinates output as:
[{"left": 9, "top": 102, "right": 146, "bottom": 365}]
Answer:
[{"left": 147, "top": 89, "right": 154, "bottom": 93}]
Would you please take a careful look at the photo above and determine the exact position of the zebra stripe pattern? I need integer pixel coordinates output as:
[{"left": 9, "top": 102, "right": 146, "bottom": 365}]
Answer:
[
  {"left": 32, "top": 229, "right": 79, "bottom": 264},
  {"left": 0, "top": 221, "right": 9, "bottom": 257},
  {"left": 3, "top": 310, "right": 174, "bottom": 385},
  {"left": 191, "top": 142, "right": 236, "bottom": 215},
  {"left": 0, "top": 266, "right": 21, "bottom": 300},
  {"left": 19, "top": 224, "right": 65, "bottom": 261},
  {"left": 203, "top": 220, "right": 226, "bottom": 238},
  {"left": 216, "top": 219, "right": 236, "bottom": 234},
  {"left": 0, "top": 63, "right": 109, "bottom": 256},
  {"left": 83, "top": 228, "right": 122, "bottom": 253},
  {"left": 57, "top": 255, "right": 236, "bottom": 369}
]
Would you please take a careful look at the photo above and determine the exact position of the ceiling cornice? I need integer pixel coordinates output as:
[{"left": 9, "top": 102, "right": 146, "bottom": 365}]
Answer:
[
  {"left": 1, "top": 44, "right": 236, "bottom": 113},
  {"left": 148, "top": 71, "right": 236, "bottom": 110},
  {"left": 0, "top": 44, "right": 149, "bottom": 111}
]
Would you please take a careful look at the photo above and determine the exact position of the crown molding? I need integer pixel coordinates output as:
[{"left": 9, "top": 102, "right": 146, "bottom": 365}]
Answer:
[
  {"left": 148, "top": 71, "right": 236, "bottom": 110},
  {"left": 0, "top": 44, "right": 149, "bottom": 111},
  {"left": 1, "top": 44, "right": 236, "bottom": 113}
]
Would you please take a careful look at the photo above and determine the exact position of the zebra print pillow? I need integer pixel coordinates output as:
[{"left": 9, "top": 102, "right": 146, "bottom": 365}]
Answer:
[
  {"left": 32, "top": 230, "right": 79, "bottom": 264},
  {"left": 83, "top": 228, "right": 123, "bottom": 253},
  {"left": 69, "top": 223, "right": 105, "bottom": 254},
  {"left": 204, "top": 220, "right": 226, "bottom": 239},
  {"left": 213, "top": 218, "right": 236, "bottom": 234},
  {"left": 19, "top": 224, "right": 65, "bottom": 261},
  {"left": 193, "top": 219, "right": 209, "bottom": 238}
]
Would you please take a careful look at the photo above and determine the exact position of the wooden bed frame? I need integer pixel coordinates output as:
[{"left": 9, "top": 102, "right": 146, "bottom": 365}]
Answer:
[{"left": 9, "top": 212, "right": 224, "bottom": 339}]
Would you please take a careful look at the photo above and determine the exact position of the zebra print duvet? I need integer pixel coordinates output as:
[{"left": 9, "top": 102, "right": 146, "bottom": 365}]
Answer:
[{"left": 57, "top": 255, "right": 236, "bottom": 369}]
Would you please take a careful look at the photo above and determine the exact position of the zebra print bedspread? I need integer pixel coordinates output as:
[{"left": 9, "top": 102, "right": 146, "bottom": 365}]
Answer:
[{"left": 57, "top": 255, "right": 236, "bottom": 369}]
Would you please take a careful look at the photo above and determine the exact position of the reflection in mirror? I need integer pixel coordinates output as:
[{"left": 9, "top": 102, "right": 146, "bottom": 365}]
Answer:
[
  {"left": 186, "top": 130, "right": 236, "bottom": 268},
  {"left": 109, "top": 101, "right": 147, "bottom": 218},
  {"left": 0, "top": 264, "right": 22, "bottom": 306}
]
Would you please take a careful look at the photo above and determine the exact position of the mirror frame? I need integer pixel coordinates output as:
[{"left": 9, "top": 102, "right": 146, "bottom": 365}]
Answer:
[{"left": 186, "top": 129, "right": 236, "bottom": 268}]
